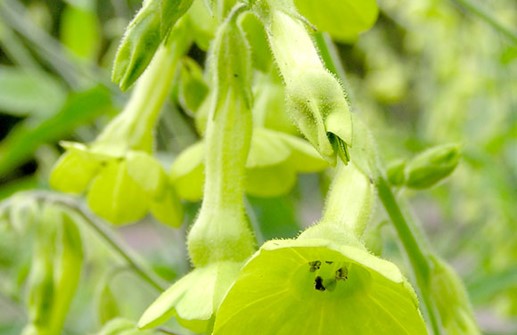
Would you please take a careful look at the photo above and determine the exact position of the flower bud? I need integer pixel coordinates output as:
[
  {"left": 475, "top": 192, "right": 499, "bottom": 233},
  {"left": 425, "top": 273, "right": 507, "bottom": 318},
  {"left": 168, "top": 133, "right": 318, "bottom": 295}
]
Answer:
[
  {"left": 265, "top": 10, "right": 353, "bottom": 165},
  {"left": 112, "top": 0, "right": 193, "bottom": 90},
  {"left": 429, "top": 257, "right": 481, "bottom": 335},
  {"left": 405, "top": 144, "right": 461, "bottom": 189},
  {"left": 386, "top": 159, "right": 406, "bottom": 187}
]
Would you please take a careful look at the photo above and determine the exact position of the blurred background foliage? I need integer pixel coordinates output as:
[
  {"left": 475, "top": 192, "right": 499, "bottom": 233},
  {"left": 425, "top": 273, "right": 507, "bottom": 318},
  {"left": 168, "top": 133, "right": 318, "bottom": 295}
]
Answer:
[{"left": 0, "top": 0, "right": 515, "bottom": 334}]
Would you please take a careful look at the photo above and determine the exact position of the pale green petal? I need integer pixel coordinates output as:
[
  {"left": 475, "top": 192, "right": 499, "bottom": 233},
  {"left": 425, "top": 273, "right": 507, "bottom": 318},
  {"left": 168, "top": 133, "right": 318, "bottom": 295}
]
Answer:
[
  {"left": 246, "top": 128, "right": 290, "bottom": 168},
  {"left": 170, "top": 142, "right": 205, "bottom": 201},
  {"left": 214, "top": 239, "right": 427, "bottom": 335},
  {"left": 126, "top": 151, "right": 167, "bottom": 197},
  {"left": 245, "top": 162, "right": 296, "bottom": 197},
  {"left": 149, "top": 186, "right": 184, "bottom": 228},
  {"left": 138, "top": 261, "right": 242, "bottom": 333},
  {"left": 50, "top": 143, "right": 102, "bottom": 194},
  {"left": 87, "top": 160, "right": 149, "bottom": 224},
  {"left": 277, "top": 132, "right": 328, "bottom": 172}
]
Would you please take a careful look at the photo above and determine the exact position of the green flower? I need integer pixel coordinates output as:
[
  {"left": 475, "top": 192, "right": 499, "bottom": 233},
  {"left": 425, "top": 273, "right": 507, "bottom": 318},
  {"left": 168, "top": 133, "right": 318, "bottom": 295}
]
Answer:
[
  {"left": 139, "top": 9, "right": 256, "bottom": 333},
  {"left": 171, "top": 128, "right": 328, "bottom": 201},
  {"left": 214, "top": 236, "right": 428, "bottom": 335},
  {"left": 51, "top": 142, "right": 182, "bottom": 226},
  {"left": 138, "top": 261, "right": 242, "bottom": 333},
  {"left": 214, "top": 162, "right": 428, "bottom": 334},
  {"left": 50, "top": 32, "right": 189, "bottom": 226}
]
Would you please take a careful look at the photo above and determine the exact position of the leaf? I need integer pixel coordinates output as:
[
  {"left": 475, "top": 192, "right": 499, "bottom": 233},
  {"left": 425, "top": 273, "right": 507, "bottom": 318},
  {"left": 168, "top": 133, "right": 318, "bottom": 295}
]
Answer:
[
  {"left": 294, "top": 0, "right": 379, "bottom": 42},
  {"left": 0, "top": 85, "right": 114, "bottom": 178},
  {"left": 60, "top": 4, "right": 101, "bottom": 60},
  {"left": 0, "top": 66, "right": 66, "bottom": 117}
]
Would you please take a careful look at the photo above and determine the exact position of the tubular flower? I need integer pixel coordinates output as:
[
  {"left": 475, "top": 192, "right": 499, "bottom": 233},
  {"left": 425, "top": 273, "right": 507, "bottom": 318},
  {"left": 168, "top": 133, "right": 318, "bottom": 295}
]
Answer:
[
  {"left": 213, "top": 163, "right": 428, "bottom": 335},
  {"left": 50, "top": 24, "right": 190, "bottom": 226}
]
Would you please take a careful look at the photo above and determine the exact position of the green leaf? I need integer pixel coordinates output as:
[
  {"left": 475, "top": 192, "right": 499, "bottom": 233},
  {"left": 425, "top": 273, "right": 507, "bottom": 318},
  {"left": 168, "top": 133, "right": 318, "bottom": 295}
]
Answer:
[
  {"left": 60, "top": 4, "right": 101, "bottom": 60},
  {"left": 0, "top": 66, "right": 66, "bottom": 117},
  {"left": 0, "top": 85, "right": 114, "bottom": 178},
  {"left": 294, "top": 0, "right": 379, "bottom": 42}
]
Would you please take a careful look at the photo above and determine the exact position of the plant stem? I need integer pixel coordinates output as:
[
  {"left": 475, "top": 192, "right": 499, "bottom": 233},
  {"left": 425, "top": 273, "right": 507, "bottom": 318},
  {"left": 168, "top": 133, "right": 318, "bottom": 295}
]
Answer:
[
  {"left": 376, "top": 177, "right": 442, "bottom": 335},
  {"left": 1, "top": 191, "right": 167, "bottom": 292},
  {"left": 450, "top": 0, "right": 517, "bottom": 44}
]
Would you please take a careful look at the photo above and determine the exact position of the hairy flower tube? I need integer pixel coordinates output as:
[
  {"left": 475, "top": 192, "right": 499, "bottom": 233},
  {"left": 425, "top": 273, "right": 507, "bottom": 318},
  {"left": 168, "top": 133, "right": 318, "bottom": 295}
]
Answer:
[
  {"left": 138, "top": 10, "right": 256, "bottom": 333},
  {"left": 50, "top": 23, "right": 190, "bottom": 226},
  {"left": 255, "top": 3, "right": 353, "bottom": 165},
  {"left": 213, "top": 163, "right": 428, "bottom": 334}
]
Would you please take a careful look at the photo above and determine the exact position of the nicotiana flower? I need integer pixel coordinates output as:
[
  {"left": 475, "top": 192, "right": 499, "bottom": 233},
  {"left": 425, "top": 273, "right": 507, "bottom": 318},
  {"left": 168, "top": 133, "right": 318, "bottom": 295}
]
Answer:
[
  {"left": 139, "top": 9, "right": 256, "bottom": 333},
  {"left": 213, "top": 237, "right": 428, "bottom": 335},
  {"left": 50, "top": 24, "right": 190, "bottom": 226},
  {"left": 50, "top": 142, "right": 182, "bottom": 226},
  {"left": 170, "top": 127, "right": 328, "bottom": 201},
  {"left": 213, "top": 163, "right": 428, "bottom": 334}
]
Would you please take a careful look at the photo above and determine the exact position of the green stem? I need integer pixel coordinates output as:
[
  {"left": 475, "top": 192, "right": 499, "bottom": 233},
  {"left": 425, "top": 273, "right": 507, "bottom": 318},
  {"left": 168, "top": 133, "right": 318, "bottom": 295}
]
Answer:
[
  {"left": 451, "top": 0, "right": 517, "bottom": 44},
  {"left": 314, "top": 33, "right": 356, "bottom": 105},
  {"left": 376, "top": 177, "right": 442, "bottom": 335},
  {"left": 1, "top": 191, "right": 167, "bottom": 292}
]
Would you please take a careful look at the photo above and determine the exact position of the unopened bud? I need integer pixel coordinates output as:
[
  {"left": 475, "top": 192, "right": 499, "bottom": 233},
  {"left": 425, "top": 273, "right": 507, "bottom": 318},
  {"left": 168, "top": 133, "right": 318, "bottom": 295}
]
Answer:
[{"left": 405, "top": 144, "right": 461, "bottom": 189}]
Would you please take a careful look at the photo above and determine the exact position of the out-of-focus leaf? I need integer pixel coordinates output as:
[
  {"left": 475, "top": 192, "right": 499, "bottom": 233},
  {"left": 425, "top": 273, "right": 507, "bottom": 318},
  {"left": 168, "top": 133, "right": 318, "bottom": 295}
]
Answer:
[
  {"left": 293, "top": 0, "right": 379, "bottom": 42},
  {"left": 0, "top": 66, "right": 66, "bottom": 117},
  {"left": 60, "top": 4, "right": 101, "bottom": 61},
  {"left": 0, "top": 85, "right": 114, "bottom": 178}
]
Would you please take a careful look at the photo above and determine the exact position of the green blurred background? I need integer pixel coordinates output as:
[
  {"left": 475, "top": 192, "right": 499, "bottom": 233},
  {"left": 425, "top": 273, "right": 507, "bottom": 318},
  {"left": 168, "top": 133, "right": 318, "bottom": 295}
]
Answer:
[{"left": 0, "top": 0, "right": 516, "bottom": 334}]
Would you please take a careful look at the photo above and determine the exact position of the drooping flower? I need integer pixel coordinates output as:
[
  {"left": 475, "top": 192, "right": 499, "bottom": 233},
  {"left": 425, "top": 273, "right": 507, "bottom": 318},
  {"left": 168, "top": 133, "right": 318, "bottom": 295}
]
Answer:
[
  {"left": 50, "top": 23, "right": 191, "bottom": 226},
  {"left": 213, "top": 163, "right": 428, "bottom": 334}
]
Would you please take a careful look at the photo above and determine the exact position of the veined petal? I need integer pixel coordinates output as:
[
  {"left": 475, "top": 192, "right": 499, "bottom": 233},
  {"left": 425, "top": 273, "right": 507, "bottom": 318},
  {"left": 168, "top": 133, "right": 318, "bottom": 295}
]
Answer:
[{"left": 214, "top": 239, "right": 427, "bottom": 335}]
